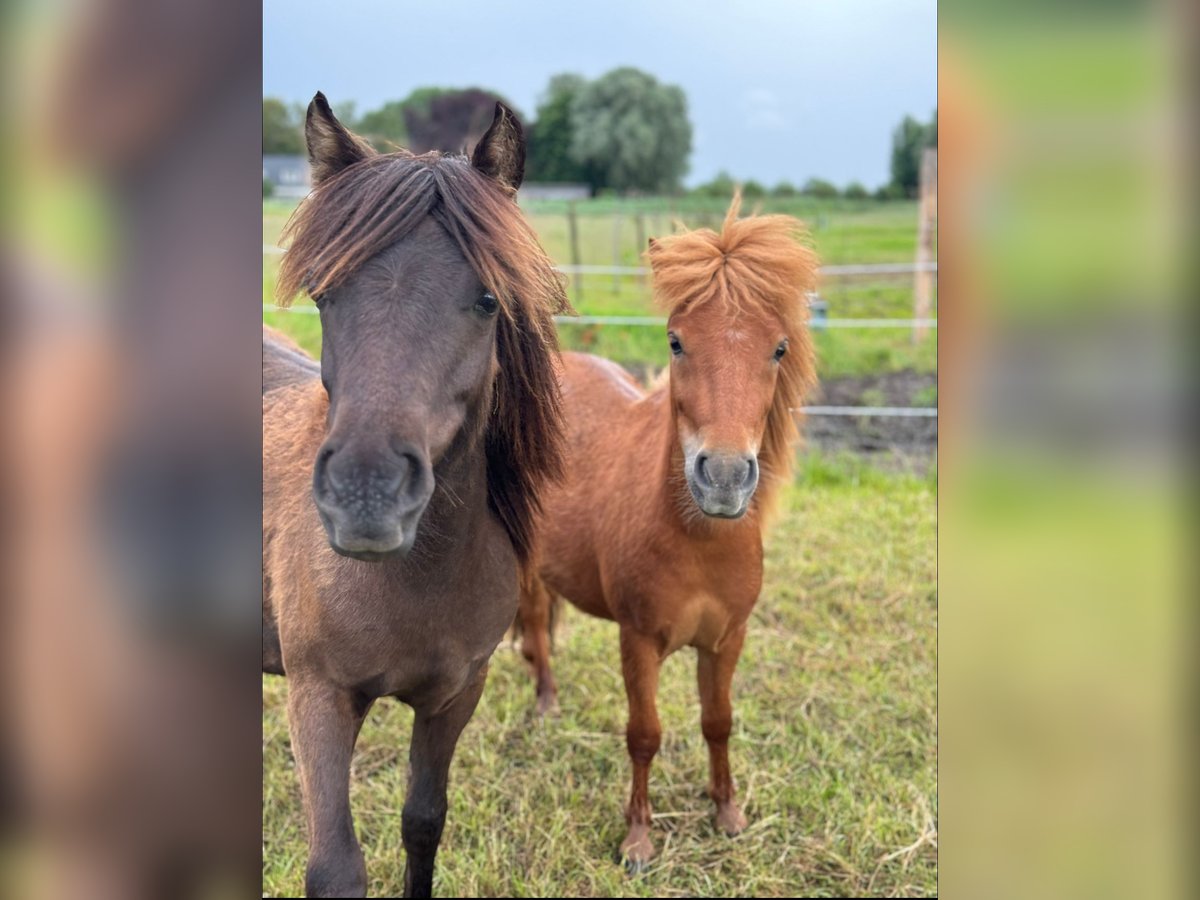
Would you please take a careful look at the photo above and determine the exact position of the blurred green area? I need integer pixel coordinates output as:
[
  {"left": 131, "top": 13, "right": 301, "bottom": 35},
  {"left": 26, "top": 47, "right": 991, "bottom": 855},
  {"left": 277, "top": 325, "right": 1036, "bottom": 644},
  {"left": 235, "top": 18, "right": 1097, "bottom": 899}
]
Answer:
[{"left": 939, "top": 5, "right": 1188, "bottom": 900}]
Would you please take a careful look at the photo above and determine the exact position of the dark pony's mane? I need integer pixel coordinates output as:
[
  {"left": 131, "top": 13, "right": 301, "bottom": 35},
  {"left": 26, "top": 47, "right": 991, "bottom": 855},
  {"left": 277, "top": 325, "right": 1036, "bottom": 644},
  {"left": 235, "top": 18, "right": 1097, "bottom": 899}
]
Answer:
[
  {"left": 648, "top": 193, "right": 819, "bottom": 519},
  {"left": 276, "top": 150, "right": 570, "bottom": 563}
]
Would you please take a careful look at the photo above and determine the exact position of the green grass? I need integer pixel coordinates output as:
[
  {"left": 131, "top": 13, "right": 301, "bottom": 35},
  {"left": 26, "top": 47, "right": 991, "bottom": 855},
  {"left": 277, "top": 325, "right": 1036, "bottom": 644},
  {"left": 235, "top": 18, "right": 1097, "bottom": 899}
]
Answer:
[
  {"left": 264, "top": 198, "right": 936, "bottom": 379},
  {"left": 262, "top": 468, "right": 937, "bottom": 897}
]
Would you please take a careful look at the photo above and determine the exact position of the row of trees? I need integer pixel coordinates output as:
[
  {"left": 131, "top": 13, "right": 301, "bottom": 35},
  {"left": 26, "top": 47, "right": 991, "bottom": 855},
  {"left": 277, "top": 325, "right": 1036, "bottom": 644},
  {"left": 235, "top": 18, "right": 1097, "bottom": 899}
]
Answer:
[
  {"left": 266, "top": 83, "right": 934, "bottom": 200},
  {"left": 692, "top": 172, "right": 881, "bottom": 201},
  {"left": 264, "top": 68, "right": 694, "bottom": 194},
  {"left": 692, "top": 109, "right": 937, "bottom": 202}
]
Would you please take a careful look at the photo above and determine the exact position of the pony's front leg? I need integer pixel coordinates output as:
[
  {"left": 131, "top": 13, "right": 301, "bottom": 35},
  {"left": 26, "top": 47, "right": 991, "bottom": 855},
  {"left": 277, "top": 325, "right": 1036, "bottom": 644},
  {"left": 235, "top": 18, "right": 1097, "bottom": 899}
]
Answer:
[
  {"left": 618, "top": 627, "right": 664, "bottom": 873},
  {"left": 402, "top": 664, "right": 488, "bottom": 898},
  {"left": 697, "top": 623, "right": 749, "bottom": 836},
  {"left": 288, "top": 677, "right": 372, "bottom": 897}
]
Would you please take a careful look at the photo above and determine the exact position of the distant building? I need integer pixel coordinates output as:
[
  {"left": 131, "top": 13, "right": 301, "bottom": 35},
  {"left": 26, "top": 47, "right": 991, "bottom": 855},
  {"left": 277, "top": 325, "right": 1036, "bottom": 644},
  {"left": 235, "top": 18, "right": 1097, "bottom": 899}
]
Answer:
[
  {"left": 263, "top": 154, "right": 311, "bottom": 199},
  {"left": 518, "top": 183, "right": 591, "bottom": 201}
]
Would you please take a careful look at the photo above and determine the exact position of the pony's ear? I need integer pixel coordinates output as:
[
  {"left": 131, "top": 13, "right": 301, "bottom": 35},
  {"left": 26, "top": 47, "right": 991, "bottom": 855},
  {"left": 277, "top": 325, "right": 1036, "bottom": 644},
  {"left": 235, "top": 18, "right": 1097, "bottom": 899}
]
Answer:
[
  {"left": 471, "top": 102, "right": 525, "bottom": 194},
  {"left": 646, "top": 236, "right": 664, "bottom": 272},
  {"left": 305, "top": 92, "right": 375, "bottom": 186}
]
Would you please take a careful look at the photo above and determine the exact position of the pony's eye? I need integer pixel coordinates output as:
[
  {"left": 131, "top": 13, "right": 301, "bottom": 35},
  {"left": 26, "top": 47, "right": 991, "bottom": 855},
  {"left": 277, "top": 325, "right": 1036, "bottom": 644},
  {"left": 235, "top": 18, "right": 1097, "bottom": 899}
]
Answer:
[
  {"left": 474, "top": 291, "right": 499, "bottom": 317},
  {"left": 773, "top": 339, "right": 789, "bottom": 362},
  {"left": 668, "top": 333, "right": 684, "bottom": 356}
]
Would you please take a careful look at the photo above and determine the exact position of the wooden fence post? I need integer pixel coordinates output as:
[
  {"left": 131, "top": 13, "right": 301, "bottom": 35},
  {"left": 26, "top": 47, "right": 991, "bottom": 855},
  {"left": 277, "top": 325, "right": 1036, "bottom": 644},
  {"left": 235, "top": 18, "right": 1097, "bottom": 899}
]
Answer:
[
  {"left": 611, "top": 211, "right": 622, "bottom": 294},
  {"left": 567, "top": 202, "right": 583, "bottom": 303},
  {"left": 633, "top": 213, "right": 646, "bottom": 291},
  {"left": 913, "top": 147, "right": 937, "bottom": 343}
]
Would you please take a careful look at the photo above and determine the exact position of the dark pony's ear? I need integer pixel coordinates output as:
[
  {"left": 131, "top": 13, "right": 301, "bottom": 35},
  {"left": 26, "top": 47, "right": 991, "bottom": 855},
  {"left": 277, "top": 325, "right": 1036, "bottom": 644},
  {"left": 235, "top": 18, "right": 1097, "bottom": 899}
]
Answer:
[
  {"left": 471, "top": 102, "right": 525, "bottom": 195},
  {"left": 305, "top": 91, "right": 376, "bottom": 186}
]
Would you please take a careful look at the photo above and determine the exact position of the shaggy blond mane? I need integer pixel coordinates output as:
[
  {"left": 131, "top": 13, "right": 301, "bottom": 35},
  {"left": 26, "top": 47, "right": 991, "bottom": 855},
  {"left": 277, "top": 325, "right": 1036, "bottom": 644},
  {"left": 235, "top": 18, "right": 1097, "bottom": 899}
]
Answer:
[{"left": 647, "top": 192, "right": 819, "bottom": 520}]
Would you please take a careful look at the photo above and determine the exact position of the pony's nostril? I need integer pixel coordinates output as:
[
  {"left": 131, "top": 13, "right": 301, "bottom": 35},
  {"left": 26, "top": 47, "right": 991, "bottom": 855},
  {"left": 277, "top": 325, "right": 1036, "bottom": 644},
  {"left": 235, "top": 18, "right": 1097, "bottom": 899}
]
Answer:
[
  {"left": 695, "top": 453, "right": 712, "bottom": 487},
  {"left": 316, "top": 446, "right": 341, "bottom": 493},
  {"left": 743, "top": 456, "right": 759, "bottom": 488},
  {"left": 381, "top": 455, "right": 410, "bottom": 499}
]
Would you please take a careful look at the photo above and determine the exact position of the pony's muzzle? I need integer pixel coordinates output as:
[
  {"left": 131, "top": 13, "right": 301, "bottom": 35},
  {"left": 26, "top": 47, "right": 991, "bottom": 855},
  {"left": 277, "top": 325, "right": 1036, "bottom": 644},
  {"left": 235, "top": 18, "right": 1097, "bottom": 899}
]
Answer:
[
  {"left": 688, "top": 450, "right": 759, "bottom": 519},
  {"left": 312, "top": 440, "right": 434, "bottom": 559}
]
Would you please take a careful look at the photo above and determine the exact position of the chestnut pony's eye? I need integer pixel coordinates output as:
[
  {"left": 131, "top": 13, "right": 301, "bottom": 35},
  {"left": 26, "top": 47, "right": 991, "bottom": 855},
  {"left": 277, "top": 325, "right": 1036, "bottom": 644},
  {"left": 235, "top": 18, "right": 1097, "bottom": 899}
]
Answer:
[
  {"left": 773, "top": 339, "right": 789, "bottom": 362},
  {"left": 474, "top": 291, "right": 499, "bottom": 317},
  {"left": 668, "top": 332, "right": 683, "bottom": 356}
]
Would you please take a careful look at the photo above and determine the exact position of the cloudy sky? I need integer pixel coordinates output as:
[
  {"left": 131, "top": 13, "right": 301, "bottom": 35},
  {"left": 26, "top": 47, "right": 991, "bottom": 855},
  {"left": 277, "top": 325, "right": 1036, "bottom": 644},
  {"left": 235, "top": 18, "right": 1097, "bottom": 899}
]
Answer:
[{"left": 264, "top": 0, "right": 936, "bottom": 189}]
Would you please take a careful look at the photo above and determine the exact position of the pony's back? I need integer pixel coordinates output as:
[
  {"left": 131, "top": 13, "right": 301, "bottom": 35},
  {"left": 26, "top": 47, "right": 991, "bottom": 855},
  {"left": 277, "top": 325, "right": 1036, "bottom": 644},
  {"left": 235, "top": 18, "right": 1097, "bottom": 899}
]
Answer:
[{"left": 262, "top": 325, "right": 319, "bottom": 395}]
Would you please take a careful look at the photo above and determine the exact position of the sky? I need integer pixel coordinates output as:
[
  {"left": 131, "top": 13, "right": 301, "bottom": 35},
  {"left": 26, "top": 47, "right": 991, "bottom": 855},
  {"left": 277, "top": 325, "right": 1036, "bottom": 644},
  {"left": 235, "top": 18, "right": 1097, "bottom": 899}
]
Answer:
[{"left": 263, "top": 0, "right": 936, "bottom": 189}]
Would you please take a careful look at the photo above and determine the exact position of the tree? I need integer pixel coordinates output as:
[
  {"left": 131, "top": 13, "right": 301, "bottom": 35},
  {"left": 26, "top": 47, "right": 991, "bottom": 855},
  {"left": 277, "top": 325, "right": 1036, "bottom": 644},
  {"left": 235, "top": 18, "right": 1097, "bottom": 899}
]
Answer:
[
  {"left": 527, "top": 74, "right": 593, "bottom": 184},
  {"left": 569, "top": 68, "right": 692, "bottom": 194},
  {"left": 263, "top": 97, "right": 303, "bottom": 155},
  {"left": 356, "top": 100, "right": 409, "bottom": 149},
  {"left": 889, "top": 109, "right": 936, "bottom": 198},
  {"left": 771, "top": 181, "right": 798, "bottom": 198},
  {"left": 741, "top": 179, "right": 767, "bottom": 199},
  {"left": 843, "top": 181, "right": 869, "bottom": 200},
  {"left": 692, "top": 170, "right": 736, "bottom": 198},
  {"left": 801, "top": 177, "right": 839, "bottom": 200}
]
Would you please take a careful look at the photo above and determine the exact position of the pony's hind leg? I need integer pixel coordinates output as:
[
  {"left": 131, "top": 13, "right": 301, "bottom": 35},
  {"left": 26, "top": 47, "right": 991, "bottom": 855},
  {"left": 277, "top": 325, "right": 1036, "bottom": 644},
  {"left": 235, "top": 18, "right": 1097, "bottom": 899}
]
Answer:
[
  {"left": 697, "top": 623, "right": 749, "bottom": 836},
  {"left": 287, "top": 677, "right": 372, "bottom": 897},
  {"left": 402, "top": 664, "right": 489, "bottom": 898},
  {"left": 518, "top": 571, "right": 559, "bottom": 715},
  {"left": 618, "top": 626, "right": 665, "bottom": 873}
]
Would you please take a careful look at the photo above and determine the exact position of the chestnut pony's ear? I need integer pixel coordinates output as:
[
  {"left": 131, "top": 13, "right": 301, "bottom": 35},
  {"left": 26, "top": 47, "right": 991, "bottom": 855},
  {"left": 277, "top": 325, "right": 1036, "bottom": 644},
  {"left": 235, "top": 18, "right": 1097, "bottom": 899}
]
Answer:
[
  {"left": 646, "top": 235, "right": 664, "bottom": 272},
  {"left": 471, "top": 102, "right": 525, "bottom": 195},
  {"left": 305, "top": 91, "right": 376, "bottom": 185}
]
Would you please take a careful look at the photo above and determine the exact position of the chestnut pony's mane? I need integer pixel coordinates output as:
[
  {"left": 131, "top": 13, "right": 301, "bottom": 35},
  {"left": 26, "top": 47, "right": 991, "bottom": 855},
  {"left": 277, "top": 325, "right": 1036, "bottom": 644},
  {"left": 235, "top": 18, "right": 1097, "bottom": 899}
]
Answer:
[
  {"left": 648, "top": 193, "right": 819, "bottom": 519},
  {"left": 275, "top": 151, "right": 570, "bottom": 562}
]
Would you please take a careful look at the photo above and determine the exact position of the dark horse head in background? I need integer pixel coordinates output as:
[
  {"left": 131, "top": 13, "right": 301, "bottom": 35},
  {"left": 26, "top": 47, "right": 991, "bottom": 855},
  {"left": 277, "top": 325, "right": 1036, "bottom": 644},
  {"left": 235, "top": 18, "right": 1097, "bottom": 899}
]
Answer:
[{"left": 278, "top": 93, "right": 566, "bottom": 561}]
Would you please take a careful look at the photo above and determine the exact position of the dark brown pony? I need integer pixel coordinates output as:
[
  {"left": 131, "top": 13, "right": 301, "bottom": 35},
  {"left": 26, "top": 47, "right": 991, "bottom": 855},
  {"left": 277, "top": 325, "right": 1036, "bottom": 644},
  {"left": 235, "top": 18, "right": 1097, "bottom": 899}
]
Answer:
[
  {"left": 519, "top": 194, "right": 818, "bottom": 870},
  {"left": 264, "top": 94, "right": 567, "bottom": 897}
]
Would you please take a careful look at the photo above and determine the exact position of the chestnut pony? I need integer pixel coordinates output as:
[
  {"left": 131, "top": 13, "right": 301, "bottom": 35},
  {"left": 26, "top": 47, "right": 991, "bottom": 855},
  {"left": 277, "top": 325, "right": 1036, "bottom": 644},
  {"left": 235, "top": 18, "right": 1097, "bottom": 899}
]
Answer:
[
  {"left": 518, "top": 195, "right": 818, "bottom": 870},
  {"left": 263, "top": 95, "right": 567, "bottom": 897}
]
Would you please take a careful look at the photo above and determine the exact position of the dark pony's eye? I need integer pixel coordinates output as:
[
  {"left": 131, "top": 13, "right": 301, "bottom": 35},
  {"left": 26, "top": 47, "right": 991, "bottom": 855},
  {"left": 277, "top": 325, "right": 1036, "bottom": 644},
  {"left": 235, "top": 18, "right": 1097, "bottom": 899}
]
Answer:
[
  {"left": 668, "top": 332, "right": 683, "bottom": 356},
  {"left": 474, "top": 291, "right": 499, "bottom": 317},
  {"left": 773, "top": 339, "right": 789, "bottom": 362}
]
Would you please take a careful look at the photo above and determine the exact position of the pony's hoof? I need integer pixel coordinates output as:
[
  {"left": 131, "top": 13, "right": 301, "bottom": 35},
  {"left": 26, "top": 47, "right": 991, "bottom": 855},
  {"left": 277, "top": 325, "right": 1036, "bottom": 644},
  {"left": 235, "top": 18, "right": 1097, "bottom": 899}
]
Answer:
[
  {"left": 715, "top": 803, "right": 748, "bottom": 836},
  {"left": 535, "top": 692, "right": 560, "bottom": 717},
  {"left": 623, "top": 855, "right": 650, "bottom": 876},
  {"left": 619, "top": 830, "right": 655, "bottom": 875}
]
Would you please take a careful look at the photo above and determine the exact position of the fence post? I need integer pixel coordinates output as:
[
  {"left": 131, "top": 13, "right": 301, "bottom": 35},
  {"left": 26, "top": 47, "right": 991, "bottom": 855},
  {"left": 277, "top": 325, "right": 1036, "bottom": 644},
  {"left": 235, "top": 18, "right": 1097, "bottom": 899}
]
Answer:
[
  {"left": 913, "top": 148, "right": 937, "bottom": 343},
  {"left": 567, "top": 201, "right": 583, "bottom": 303},
  {"left": 633, "top": 213, "right": 646, "bottom": 291},
  {"left": 611, "top": 211, "right": 622, "bottom": 295}
]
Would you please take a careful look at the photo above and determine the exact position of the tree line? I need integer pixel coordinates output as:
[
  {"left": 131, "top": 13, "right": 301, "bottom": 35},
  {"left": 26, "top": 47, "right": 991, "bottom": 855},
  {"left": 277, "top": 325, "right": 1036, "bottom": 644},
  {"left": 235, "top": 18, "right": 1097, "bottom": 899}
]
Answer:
[{"left": 264, "top": 72, "right": 934, "bottom": 200}]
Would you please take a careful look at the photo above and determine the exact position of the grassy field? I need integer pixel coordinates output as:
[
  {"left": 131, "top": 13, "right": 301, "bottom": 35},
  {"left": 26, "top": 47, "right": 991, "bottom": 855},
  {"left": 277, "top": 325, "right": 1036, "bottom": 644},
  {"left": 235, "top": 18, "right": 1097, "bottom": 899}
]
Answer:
[
  {"left": 263, "top": 197, "right": 936, "bottom": 379},
  {"left": 262, "top": 464, "right": 937, "bottom": 898}
]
